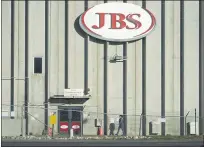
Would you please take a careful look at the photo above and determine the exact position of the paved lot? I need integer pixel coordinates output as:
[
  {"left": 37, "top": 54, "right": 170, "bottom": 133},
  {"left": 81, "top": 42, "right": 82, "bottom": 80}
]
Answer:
[{"left": 2, "top": 139, "right": 204, "bottom": 147}]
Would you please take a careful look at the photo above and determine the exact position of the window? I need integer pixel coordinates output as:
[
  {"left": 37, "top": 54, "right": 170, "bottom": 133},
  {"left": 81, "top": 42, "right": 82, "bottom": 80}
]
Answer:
[
  {"left": 34, "top": 57, "right": 42, "bottom": 74},
  {"left": 72, "top": 111, "right": 81, "bottom": 121}
]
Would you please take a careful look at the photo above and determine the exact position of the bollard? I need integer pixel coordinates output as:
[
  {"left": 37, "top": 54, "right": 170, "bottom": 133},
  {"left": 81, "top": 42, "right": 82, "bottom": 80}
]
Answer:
[{"left": 70, "top": 129, "right": 73, "bottom": 139}]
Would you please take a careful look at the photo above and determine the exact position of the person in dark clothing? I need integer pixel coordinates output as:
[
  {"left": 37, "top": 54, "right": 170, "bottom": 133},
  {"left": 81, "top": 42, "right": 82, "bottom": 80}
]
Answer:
[
  {"left": 115, "top": 115, "right": 124, "bottom": 136},
  {"left": 109, "top": 122, "right": 115, "bottom": 136}
]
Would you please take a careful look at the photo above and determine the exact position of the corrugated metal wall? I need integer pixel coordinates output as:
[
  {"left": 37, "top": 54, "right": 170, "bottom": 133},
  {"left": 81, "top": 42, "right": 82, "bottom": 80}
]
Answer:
[{"left": 1, "top": 0, "right": 204, "bottom": 136}]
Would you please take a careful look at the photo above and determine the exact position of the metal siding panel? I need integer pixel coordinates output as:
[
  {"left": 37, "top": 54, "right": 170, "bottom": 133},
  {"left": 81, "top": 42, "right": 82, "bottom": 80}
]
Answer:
[
  {"left": 17, "top": 1, "right": 26, "bottom": 111},
  {"left": 49, "top": 1, "right": 60, "bottom": 96},
  {"left": 14, "top": 1, "right": 19, "bottom": 117},
  {"left": 184, "top": 1, "right": 199, "bottom": 132},
  {"left": 84, "top": 0, "right": 103, "bottom": 136},
  {"left": 2, "top": 1, "right": 11, "bottom": 112},
  {"left": 165, "top": 1, "right": 175, "bottom": 135},
  {"left": 28, "top": 1, "right": 46, "bottom": 134},
  {"left": 58, "top": 2, "right": 65, "bottom": 95},
  {"left": 68, "top": 1, "right": 76, "bottom": 88},
  {"left": 68, "top": 1, "right": 84, "bottom": 89},
  {"left": 173, "top": 1, "right": 181, "bottom": 135},
  {"left": 146, "top": 1, "right": 162, "bottom": 135}
]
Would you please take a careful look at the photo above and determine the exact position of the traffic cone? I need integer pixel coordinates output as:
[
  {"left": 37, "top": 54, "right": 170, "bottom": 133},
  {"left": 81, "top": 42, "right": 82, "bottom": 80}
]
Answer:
[{"left": 97, "top": 127, "right": 103, "bottom": 136}]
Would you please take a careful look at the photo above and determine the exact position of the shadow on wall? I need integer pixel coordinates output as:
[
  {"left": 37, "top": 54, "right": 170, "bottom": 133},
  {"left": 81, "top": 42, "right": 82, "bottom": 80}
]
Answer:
[{"left": 74, "top": 14, "right": 141, "bottom": 46}]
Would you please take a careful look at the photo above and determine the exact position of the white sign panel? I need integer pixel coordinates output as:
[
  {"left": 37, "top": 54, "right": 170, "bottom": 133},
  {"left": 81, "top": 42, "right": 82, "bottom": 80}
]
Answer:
[
  {"left": 79, "top": 2, "right": 156, "bottom": 42},
  {"left": 64, "top": 89, "right": 84, "bottom": 97}
]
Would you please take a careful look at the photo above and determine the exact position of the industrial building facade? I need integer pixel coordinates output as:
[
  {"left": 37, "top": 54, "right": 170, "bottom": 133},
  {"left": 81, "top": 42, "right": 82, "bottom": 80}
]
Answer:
[{"left": 1, "top": 0, "right": 204, "bottom": 136}]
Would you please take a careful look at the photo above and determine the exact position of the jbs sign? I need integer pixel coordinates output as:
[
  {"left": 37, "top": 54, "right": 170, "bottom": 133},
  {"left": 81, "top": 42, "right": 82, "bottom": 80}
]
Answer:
[
  {"left": 79, "top": 2, "right": 156, "bottom": 42},
  {"left": 91, "top": 13, "right": 142, "bottom": 30}
]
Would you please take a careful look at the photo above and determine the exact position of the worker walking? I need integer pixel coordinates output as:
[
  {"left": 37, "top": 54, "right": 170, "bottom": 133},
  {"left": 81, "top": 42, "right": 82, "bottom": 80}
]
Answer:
[{"left": 115, "top": 115, "right": 124, "bottom": 136}]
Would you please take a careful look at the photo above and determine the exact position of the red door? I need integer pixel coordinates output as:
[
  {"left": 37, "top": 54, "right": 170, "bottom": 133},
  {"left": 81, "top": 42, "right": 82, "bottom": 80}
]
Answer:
[{"left": 59, "top": 107, "right": 82, "bottom": 136}]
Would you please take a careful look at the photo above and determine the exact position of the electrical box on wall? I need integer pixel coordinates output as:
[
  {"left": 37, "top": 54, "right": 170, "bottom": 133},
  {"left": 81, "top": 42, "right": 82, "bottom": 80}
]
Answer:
[
  {"left": 95, "top": 119, "right": 101, "bottom": 127},
  {"left": 187, "top": 122, "right": 199, "bottom": 135}
]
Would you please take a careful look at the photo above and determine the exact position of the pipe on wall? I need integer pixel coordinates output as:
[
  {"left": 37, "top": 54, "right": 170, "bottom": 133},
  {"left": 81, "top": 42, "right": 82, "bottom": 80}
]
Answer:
[
  {"left": 10, "top": 0, "right": 15, "bottom": 119},
  {"left": 24, "top": 0, "right": 29, "bottom": 135},
  {"left": 199, "top": 0, "right": 204, "bottom": 135},
  {"left": 84, "top": 0, "right": 89, "bottom": 95},
  {"left": 103, "top": 0, "right": 108, "bottom": 136},
  {"left": 180, "top": 0, "right": 185, "bottom": 136},
  {"left": 123, "top": 0, "right": 127, "bottom": 137},
  {"left": 104, "top": 42, "right": 108, "bottom": 135},
  {"left": 161, "top": 0, "right": 166, "bottom": 136},
  {"left": 65, "top": 0, "right": 69, "bottom": 89},
  {"left": 44, "top": 0, "right": 49, "bottom": 132},
  {"left": 142, "top": 0, "right": 147, "bottom": 136},
  {"left": 123, "top": 42, "right": 127, "bottom": 136}
]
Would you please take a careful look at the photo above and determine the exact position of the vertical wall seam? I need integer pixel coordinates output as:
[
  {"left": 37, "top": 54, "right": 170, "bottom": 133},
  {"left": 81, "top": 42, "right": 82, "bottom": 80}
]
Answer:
[
  {"left": 44, "top": 0, "right": 49, "bottom": 132},
  {"left": 142, "top": 0, "right": 147, "bottom": 137},
  {"left": 123, "top": 0, "right": 127, "bottom": 136},
  {"left": 11, "top": 0, "right": 15, "bottom": 118},
  {"left": 24, "top": 0, "right": 29, "bottom": 135},
  {"left": 1, "top": 0, "right": 2, "bottom": 115},
  {"left": 103, "top": 0, "right": 108, "bottom": 137},
  {"left": 65, "top": 0, "right": 68, "bottom": 88},
  {"left": 17, "top": 1, "right": 20, "bottom": 117},
  {"left": 123, "top": 42, "right": 127, "bottom": 136},
  {"left": 161, "top": 0, "right": 166, "bottom": 136},
  {"left": 199, "top": 0, "right": 204, "bottom": 135},
  {"left": 84, "top": 0, "right": 88, "bottom": 95},
  {"left": 180, "top": 0, "right": 185, "bottom": 136},
  {"left": 57, "top": 2, "right": 60, "bottom": 94},
  {"left": 104, "top": 41, "right": 108, "bottom": 135}
]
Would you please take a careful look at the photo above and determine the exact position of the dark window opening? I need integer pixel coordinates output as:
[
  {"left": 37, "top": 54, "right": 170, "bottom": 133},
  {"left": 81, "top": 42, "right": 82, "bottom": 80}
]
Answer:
[
  {"left": 34, "top": 57, "right": 42, "bottom": 74},
  {"left": 72, "top": 110, "right": 81, "bottom": 121},
  {"left": 60, "top": 110, "right": 69, "bottom": 121}
]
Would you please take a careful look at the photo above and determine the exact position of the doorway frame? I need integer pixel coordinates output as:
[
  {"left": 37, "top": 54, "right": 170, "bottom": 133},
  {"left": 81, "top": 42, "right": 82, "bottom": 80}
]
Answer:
[{"left": 58, "top": 106, "right": 84, "bottom": 136}]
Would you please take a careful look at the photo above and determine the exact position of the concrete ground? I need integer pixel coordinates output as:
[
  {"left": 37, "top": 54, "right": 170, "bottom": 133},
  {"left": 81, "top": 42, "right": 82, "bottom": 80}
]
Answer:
[{"left": 2, "top": 139, "right": 204, "bottom": 147}]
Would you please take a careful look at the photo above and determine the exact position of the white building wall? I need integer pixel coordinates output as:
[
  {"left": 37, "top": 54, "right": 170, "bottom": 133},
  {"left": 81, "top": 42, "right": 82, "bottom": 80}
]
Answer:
[
  {"left": 2, "top": 1, "right": 11, "bottom": 112},
  {"left": 1, "top": 0, "right": 200, "bottom": 136}
]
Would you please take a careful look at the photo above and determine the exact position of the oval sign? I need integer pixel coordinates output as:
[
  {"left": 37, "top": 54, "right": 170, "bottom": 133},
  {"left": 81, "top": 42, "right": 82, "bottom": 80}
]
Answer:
[
  {"left": 72, "top": 125, "right": 80, "bottom": 129},
  {"left": 60, "top": 125, "right": 68, "bottom": 129},
  {"left": 79, "top": 2, "right": 156, "bottom": 42}
]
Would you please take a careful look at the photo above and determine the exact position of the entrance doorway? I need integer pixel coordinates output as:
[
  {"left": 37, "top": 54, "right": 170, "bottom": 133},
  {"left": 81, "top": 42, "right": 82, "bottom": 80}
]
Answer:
[{"left": 58, "top": 106, "right": 83, "bottom": 136}]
